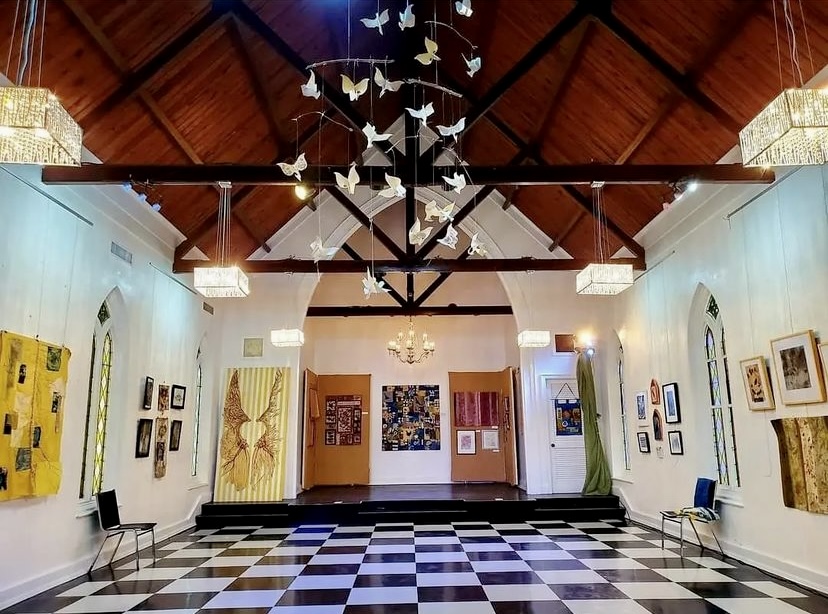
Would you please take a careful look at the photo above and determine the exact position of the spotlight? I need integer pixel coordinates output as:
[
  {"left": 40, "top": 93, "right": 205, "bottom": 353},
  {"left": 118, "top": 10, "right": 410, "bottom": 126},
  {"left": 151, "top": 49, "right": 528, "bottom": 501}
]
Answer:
[
  {"left": 586, "top": 347, "right": 595, "bottom": 357},
  {"left": 294, "top": 184, "right": 314, "bottom": 201},
  {"left": 687, "top": 180, "right": 699, "bottom": 193}
]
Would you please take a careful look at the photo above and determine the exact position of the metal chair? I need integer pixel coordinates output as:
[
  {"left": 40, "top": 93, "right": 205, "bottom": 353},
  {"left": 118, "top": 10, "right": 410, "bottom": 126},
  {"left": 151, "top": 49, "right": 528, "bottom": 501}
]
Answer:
[
  {"left": 660, "top": 477, "right": 724, "bottom": 558},
  {"left": 88, "top": 489, "right": 156, "bottom": 573}
]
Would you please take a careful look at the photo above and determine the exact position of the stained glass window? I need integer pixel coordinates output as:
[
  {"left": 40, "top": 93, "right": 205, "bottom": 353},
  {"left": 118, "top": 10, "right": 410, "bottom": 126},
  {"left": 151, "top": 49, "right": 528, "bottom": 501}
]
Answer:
[
  {"left": 706, "top": 295, "right": 719, "bottom": 320},
  {"left": 192, "top": 362, "right": 203, "bottom": 477},
  {"left": 618, "top": 350, "right": 631, "bottom": 471},
  {"left": 91, "top": 332, "right": 112, "bottom": 495},
  {"left": 97, "top": 302, "right": 110, "bottom": 325},
  {"left": 79, "top": 335, "right": 96, "bottom": 499}
]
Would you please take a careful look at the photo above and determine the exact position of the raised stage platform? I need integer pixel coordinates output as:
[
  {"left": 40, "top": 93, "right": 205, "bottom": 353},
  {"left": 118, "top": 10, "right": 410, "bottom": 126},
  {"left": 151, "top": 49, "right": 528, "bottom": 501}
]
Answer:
[{"left": 196, "top": 484, "right": 626, "bottom": 529}]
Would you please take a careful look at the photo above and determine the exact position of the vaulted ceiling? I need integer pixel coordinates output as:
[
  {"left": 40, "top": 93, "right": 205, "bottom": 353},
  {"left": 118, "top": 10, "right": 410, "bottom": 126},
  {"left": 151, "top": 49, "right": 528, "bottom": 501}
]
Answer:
[{"left": 4, "top": 0, "right": 828, "bottom": 263}]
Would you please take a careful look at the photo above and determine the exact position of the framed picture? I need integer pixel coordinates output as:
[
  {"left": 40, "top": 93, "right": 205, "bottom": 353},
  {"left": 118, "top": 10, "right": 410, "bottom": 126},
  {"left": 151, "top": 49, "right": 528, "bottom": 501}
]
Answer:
[
  {"left": 171, "top": 385, "right": 186, "bottom": 410},
  {"left": 739, "top": 356, "right": 775, "bottom": 411},
  {"left": 169, "top": 420, "right": 182, "bottom": 451},
  {"left": 819, "top": 343, "right": 828, "bottom": 393},
  {"left": 652, "top": 408, "right": 664, "bottom": 441},
  {"left": 770, "top": 330, "right": 826, "bottom": 405},
  {"left": 142, "top": 376, "right": 154, "bottom": 410},
  {"left": 668, "top": 430, "right": 684, "bottom": 455},
  {"left": 481, "top": 429, "right": 499, "bottom": 450},
  {"left": 637, "top": 431, "right": 650, "bottom": 453},
  {"left": 457, "top": 430, "right": 476, "bottom": 455},
  {"left": 135, "top": 419, "right": 152, "bottom": 458},
  {"left": 649, "top": 379, "right": 661, "bottom": 405},
  {"left": 158, "top": 384, "right": 170, "bottom": 412},
  {"left": 635, "top": 391, "right": 647, "bottom": 423},
  {"left": 243, "top": 337, "right": 263, "bottom": 358},
  {"left": 662, "top": 382, "right": 681, "bottom": 424}
]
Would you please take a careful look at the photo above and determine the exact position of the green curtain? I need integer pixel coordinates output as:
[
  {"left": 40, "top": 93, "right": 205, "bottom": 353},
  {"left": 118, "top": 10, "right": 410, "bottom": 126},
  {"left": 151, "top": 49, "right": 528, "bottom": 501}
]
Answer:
[{"left": 578, "top": 351, "right": 612, "bottom": 495}]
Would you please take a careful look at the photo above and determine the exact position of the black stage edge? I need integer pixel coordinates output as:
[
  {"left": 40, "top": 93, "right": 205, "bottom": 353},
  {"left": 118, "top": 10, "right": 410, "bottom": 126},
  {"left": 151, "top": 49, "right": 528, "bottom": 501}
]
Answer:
[{"left": 196, "top": 484, "right": 626, "bottom": 528}]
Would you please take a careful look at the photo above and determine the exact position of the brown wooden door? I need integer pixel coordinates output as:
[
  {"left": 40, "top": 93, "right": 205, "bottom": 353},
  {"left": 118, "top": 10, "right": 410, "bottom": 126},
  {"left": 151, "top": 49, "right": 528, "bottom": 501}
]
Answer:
[
  {"left": 500, "top": 367, "right": 518, "bottom": 486},
  {"left": 302, "top": 369, "right": 319, "bottom": 490}
]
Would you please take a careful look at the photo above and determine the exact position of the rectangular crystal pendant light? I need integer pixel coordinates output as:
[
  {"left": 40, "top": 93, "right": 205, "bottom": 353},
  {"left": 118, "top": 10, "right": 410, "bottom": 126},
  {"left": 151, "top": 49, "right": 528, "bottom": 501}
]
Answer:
[
  {"left": 270, "top": 328, "right": 305, "bottom": 347},
  {"left": 517, "top": 330, "right": 551, "bottom": 348},
  {"left": 193, "top": 265, "right": 249, "bottom": 298},
  {"left": 576, "top": 263, "right": 634, "bottom": 296}
]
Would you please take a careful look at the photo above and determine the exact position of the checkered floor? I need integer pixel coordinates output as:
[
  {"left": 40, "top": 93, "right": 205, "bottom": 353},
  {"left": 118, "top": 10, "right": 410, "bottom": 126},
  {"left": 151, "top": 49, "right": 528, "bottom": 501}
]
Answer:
[{"left": 5, "top": 519, "right": 827, "bottom": 614}]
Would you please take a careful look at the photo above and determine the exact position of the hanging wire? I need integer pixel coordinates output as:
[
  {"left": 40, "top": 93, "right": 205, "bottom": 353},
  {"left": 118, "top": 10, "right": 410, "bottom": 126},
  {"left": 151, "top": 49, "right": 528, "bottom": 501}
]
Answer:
[
  {"left": 36, "top": 0, "right": 46, "bottom": 86},
  {"left": 16, "top": 0, "right": 35, "bottom": 84},
  {"left": 217, "top": 182, "right": 232, "bottom": 266},
  {"left": 772, "top": 0, "right": 784, "bottom": 91},
  {"left": 5, "top": 0, "right": 21, "bottom": 79},
  {"left": 782, "top": 0, "right": 800, "bottom": 86},
  {"left": 796, "top": 0, "right": 815, "bottom": 78}
]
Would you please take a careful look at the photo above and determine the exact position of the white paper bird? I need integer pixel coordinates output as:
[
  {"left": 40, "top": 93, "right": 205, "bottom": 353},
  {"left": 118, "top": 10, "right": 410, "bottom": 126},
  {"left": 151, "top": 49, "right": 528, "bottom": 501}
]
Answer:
[
  {"left": 334, "top": 163, "right": 360, "bottom": 195},
  {"left": 300, "top": 71, "right": 321, "bottom": 99},
  {"left": 437, "top": 224, "right": 459, "bottom": 249},
  {"left": 310, "top": 236, "right": 337, "bottom": 262},
  {"left": 415, "top": 37, "right": 440, "bottom": 65},
  {"left": 442, "top": 172, "right": 467, "bottom": 194},
  {"left": 277, "top": 153, "right": 307, "bottom": 180},
  {"left": 424, "top": 200, "right": 455, "bottom": 223},
  {"left": 399, "top": 3, "right": 415, "bottom": 29},
  {"left": 362, "top": 268, "right": 390, "bottom": 298},
  {"left": 468, "top": 233, "right": 487, "bottom": 256},
  {"left": 341, "top": 75, "right": 369, "bottom": 101},
  {"left": 362, "top": 122, "right": 392, "bottom": 150},
  {"left": 361, "top": 8, "right": 390, "bottom": 34},
  {"left": 437, "top": 117, "right": 466, "bottom": 141},
  {"left": 373, "top": 67, "right": 403, "bottom": 97},
  {"left": 463, "top": 54, "right": 481, "bottom": 78},
  {"left": 379, "top": 173, "right": 406, "bottom": 198},
  {"left": 408, "top": 217, "right": 433, "bottom": 246},
  {"left": 455, "top": 0, "right": 473, "bottom": 17},
  {"left": 405, "top": 102, "right": 435, "bottom": 126}
]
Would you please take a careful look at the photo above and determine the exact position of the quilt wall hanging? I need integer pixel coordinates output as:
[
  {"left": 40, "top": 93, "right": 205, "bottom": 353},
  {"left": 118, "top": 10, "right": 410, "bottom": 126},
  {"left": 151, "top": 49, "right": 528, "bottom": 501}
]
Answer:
[
  {"left": 453, "top": 391, "right": 498, "bottom": 427},
  {"left": 772, "top": 416, "right": 828, "bottom": 515},
  {"left": 214, "top": 367, "right": 290, "bottom": 502},
  {"left": 382, "top": 385, "right": 440, "bottom": 451},
  {"left": 324, "top": 395, "right": 362, "bottom": 445}
]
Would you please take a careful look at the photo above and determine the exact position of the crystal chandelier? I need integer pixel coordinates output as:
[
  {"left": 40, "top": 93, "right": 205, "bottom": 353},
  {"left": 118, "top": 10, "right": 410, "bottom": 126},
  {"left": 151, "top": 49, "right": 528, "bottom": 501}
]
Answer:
[
  {"left": 576, "top": 182, "right": 633, "bottom": 296},
  {"left": 1, "top": 1, "right": 82, "bottom": 166},
  {"left": 194, "top": 182, "right": 250, "bottom": 298},
  {"left": 388, "top": 317, "right": 435, "bottom": 364},
  {"left": 271, "top": 329, "right": 305, "bottom": 347},
  {"left": 517, "top": 330, "right": 551, "bottom": 348}
]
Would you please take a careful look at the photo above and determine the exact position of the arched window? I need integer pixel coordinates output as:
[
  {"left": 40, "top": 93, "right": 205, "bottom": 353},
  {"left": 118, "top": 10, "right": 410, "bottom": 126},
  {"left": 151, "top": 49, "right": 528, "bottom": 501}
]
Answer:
[
  {"left": 703, "top": 295, "right": 740, "bottom": 487},
  {"left": 191, "top": 349, "right": 203, "bottom": 477},
  {"left": 618, "top": 345, "right": 631, "bottom": 471},
  {"left": 79, "top": 301, "right": 114, "bottom": 499}
]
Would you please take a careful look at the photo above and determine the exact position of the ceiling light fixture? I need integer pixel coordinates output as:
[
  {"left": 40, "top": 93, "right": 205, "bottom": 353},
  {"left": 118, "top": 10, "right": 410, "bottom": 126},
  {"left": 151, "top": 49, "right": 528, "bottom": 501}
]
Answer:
[
  {"left": 517, "top": 271, "right": 550, "bottom": 348},
  {"left": 271, "top": 328, "right": 305, "bottom": 347},
  {"left": 388, "top": 317, "right": 435, "bottom": 364}
]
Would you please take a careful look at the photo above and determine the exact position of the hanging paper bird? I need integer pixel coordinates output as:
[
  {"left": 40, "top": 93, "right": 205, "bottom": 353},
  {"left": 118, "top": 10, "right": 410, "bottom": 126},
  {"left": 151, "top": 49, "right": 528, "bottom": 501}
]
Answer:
[
  {"left": 362, "top": 268, "right": 390, "bottom": 298},
  {"left": 405, "top": 102, "right": 435, "bottom": 126},
  {"left": 468, "top": 233, "right": 487, "bottom": 256},
  {"left": 310, "top": 236, "right": 337, "bottom": 263},
  {"left": 399, "top": 3, "right": 415, "bottom": 29},
  {"left": 437, "top": 117, "right": 466, "bottom": 141},
  {"left": 361, "top": 9, "right": 390, "bottom": 34},
  {"left": 463, "top": 54, "right": 481, "bottom": 78},
  {"left": 379, "top": 173, "right": 406, "bottom": 198},
  {"left": 437, "top": 224, "right": 460, "bottom": 249},
  {"left": 442, "top": 172, "right": 467, "bottom": 194},
  {"left": 277, "top": 153, "right": 307, "bottom": 181},
  {"left": 408, "top": 217, "right": 433, "bottom": 246},
  {"left": 362, "top": 122, "right": 393, "bottom": 150},
  {"left": 455, "top": 0, "right": 473, "bottom": 17},
  {"left": 341, "top": 75, "right": 369, "bottom": 101},
  {"left": 415, "top": 37, "right": 440, "bottom": 65},
  {"left": 374, "top": 67, "right": 403, "bottom": 97},
  {"left": 334, "top": 163, "right": 361, "bottom": 195},
  {"left": 300, "top": 71, "right": 321, "bottom": 99},
  {"left": 425, "top": 200, "right": 455, "bottom": 223}
]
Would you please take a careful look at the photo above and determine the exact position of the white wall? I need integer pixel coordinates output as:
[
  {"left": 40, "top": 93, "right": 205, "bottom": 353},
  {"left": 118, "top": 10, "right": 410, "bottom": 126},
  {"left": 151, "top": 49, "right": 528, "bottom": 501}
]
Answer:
[
  {"left": 606, "top": 165, "right": 828, "bottom": 593},
  {"left": 0, "top": 165, "right": 220, "bottom": 608}
]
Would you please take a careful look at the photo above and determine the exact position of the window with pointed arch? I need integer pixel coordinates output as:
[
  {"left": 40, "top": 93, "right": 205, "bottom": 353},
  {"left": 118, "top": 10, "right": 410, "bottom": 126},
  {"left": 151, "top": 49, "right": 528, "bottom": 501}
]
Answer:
[
  {"left": 618, "top": 345, "right": 631, "bottom": 471},
  {"left": 191, "top": 347, "right": 204, "bottom": 477},
  {"left": 703, "top": 295, "right": 741, "bottom": 487},
  {"left": 79, "top": 300, "right": 114, "bottom": 500}
]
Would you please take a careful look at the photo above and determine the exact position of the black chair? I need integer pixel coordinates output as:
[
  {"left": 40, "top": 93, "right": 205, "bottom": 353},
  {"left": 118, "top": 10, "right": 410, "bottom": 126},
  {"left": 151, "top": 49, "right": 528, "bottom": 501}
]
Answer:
[
  {"left": 660, "top": 477, "right": 724, "bottom": 558},
  {"left": 88, "top": 490, "right": 156, "bottom": 573}
]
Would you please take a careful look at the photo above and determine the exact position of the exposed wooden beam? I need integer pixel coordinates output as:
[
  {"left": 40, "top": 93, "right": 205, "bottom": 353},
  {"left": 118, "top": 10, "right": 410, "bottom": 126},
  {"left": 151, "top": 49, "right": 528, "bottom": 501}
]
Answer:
[
  {"left": 44, "top": 163, "right": 774, "bottom": 187},
  {"left": 338, "top": 243, "right": 407, "bottom": 307},
  {"left": 415, "top": 185, "right": 498, "bottom": 260},
  {"left": 325, "top": 188, "right": 408, "bottom": 262},
  {"left": 549, "top": 210, "right": 586, "bottom": 252},
  {"left": 173, "top": 257, "right": 644, "bottom": 274},
  {"left": 339, "top": 243, "right": 364, "bottom": 261},
  {"left": 413, "top": 251, "right": 471, "bottom": 307},
  {"left": 306, "top": 305, "right": 513, "bottom": 317}
]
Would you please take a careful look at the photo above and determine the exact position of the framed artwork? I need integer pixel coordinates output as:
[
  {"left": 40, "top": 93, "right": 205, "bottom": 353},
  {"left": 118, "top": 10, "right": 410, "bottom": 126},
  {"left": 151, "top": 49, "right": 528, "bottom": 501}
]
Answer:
[
  {"left": 820, "top": 343, "right": 828, "bottom": 393},
  {"left": 381, "top": 385, "right": 441, "bottom": 451},
  {"left": 739, "top": 356, "right": 775, "bottom": 411},
  {"left": 635, "top": 391, "right": 647, "bottom": 423},
  {"left": 454, "top": 391, "right": 499, "bottom": 427},
  {"left": 649, "top": 379, "right": 661, "bottom": 405},
  {"left": 457, "top": 430, "right": 476, "bottom": 455},
  {"left": 135, "top": 419, "right": 152, "bottom": 458},
  {"left": 158, "top": 384, "right": 170, "bottom": 413},
  {"left": 554, "top": 398, "right": 582, "bottom": 436},
  {"left": 142, "top": 376, "right": 154, "bottom": 410},
  {"left": 481, "top": 429, "right": 499, "bottom": 450},
  {"left": 171, "top": 385, "right": 186, "bottom": 410},
  {"left": 324, "top": 396, "right": 362, "bottom": 445},
  {"left": 169, "top": 420, "right": 182, "bottom": 451},
  {"left": 652, "top": 408, "right": 664, "bottom": 441},
  {"left": 662, "top": 382, "right": 681, "bottom": 424},
  {"left": 637, "top": 431, "right": 650, "bottom": 453},
  {"left": 154, "top": 417, "right": 168, "bottom": 478},
  {"left": 770, "top": 330, "right": 826, "bottom": 405},
  {"left": 668, "top": 430, "right": 684, "bottom": 455},
  {"left": 243, "top": 337, "right": 263, "bottom": 358}
]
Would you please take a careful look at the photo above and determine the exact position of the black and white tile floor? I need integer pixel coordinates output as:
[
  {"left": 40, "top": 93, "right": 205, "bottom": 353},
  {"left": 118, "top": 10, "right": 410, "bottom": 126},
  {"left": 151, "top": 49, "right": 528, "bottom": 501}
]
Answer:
[{"left": 4, "top": 520, "right": 828, "bottom": 614}]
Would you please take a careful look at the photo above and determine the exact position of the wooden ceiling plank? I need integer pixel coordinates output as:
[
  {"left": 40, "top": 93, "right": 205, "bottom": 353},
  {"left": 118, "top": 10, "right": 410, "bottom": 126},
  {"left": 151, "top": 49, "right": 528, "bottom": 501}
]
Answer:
[
  {"left": 307, "top": 305, "right": 513, "bottom": 317},
  {"left": 326, "top": 187, "right": 409, "bottom": 262}
]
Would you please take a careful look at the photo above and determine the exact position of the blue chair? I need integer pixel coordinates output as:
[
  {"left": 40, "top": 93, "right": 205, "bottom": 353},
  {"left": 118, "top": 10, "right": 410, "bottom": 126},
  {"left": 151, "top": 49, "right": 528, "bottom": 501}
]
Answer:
[
  {"left": 88, "top": 490, "right": 157, "bottom": 573},
  {"left": 660, "top": 477, "right": 724, "bottom": 558}
]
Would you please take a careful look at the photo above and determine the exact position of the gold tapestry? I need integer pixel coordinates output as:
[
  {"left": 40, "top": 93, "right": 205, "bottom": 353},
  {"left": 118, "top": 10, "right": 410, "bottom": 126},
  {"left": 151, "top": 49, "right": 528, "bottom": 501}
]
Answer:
[
  {"left": 214, "top": 367, "right": 290, "bottom": 502},
  {"left": 0, "top": 331, "right": 70, "bottom": 501},
  {"left": 772, "top": 416, "right": 828, "bottom": 515}
]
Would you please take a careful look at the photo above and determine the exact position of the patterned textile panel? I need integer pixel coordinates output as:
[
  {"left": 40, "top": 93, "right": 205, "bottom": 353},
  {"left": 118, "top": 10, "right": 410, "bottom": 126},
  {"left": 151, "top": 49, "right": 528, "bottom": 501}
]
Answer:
[{"left": 772, "top": 416, "right": 828, "bottom": 515}]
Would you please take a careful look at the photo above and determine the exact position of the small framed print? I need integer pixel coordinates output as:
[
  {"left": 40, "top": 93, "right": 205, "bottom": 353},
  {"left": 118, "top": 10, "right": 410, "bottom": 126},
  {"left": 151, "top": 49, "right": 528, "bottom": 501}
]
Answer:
[
  {"left": 171, "top": 385, "right": 186, "bottom": 410},
  {"left": 635, "top": 391, "right": 647, "bottom": 423},
  {"left": 481, "top": 429, "right": 499, "bottom": 450},
  {"left": 649, "top": 379, "right": 661, "bottom": 405},
  {"left": 740, "top": 356, "right": 775, "bottom": 411},
  {"left": 662, "top": 382, "right": 681, "bottom": 424},
  {"left": 668, "top": 430, "right": 684, "bottom": 455},
  {"left": 637, "top": 431, "right": 651, "bottom": 453},
  {"left": 770, "top": 330, "right": 826, "bottom": 405},
  {"left": 142, "top": 376, "right": 154, "bottom": 410},
  {"left": 136, "top": 419, "right": 152, "bottom": 458},
  {"left": 169, "top": 420, "right": 182, "bottom": 451},
  {"left": 158, "top": 384, "right": 170, "bottom": 412},
  {"left": 243, "top": 337, "right": 264, "bottom": 358},
  {"left": 457, "top": 430, "right": 476, "bottom": 455}
]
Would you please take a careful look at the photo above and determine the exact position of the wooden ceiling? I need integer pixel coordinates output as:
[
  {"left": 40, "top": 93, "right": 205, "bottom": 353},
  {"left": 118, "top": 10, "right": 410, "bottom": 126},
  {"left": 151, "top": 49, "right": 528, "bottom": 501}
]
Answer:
[{"left": 4, "top": 0, "right": 828, "bottom": 262}]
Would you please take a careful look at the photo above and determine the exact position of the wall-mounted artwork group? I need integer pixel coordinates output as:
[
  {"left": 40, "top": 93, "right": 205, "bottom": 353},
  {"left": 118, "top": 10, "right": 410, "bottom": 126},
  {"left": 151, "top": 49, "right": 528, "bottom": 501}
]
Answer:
[
  {"left": 325, "top": 395, "right": 362, "bottom": 445},
  {"left": 381, "top": 385, "right": 440, "bottom": 451},
  {"left": 137, "top": 375, "right": 187, "bottom": 479}
]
